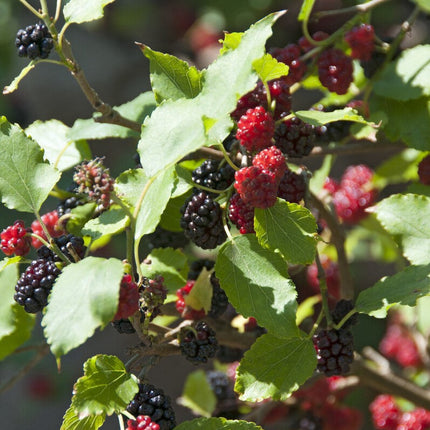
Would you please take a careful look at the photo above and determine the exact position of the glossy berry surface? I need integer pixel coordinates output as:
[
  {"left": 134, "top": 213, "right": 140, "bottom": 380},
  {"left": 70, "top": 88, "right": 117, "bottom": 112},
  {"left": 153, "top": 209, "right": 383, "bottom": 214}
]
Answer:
[
  {"left": 270, "top": 43, "right": 307, "bottom": 85},
  {"left": 14, "top": 259, "right": 61, "bottom": 313},
  {"left": 236, "top": 106, "right": 275, "bottom": 153},
  {"left": 228, "top": 193, "right": 255, "bottom": 234},
  {"left": 126, "top": 415, "right": 160, "bottom": 430},
  {"left": 277, "top": 170, "right": 306, "bottom": 203},
  {"left": 31, "top": 210, "right": 65, "bottom": 248},
  {"left": 180, "top": 191, "right": 227, "bottom": 250},
  {"left": 179, "top": 321, "right": 218, "bottom": 364},
  {"left": 313, "top": 328, "right": 354, "bottom": 376},
  {"left": 317, "top": 49, "right": 353, "bottom": 95},
  {"left": 38, "top": 234, "right": 86, "bottom": 263},
  {"left": 208, "top": 272, "right": 229, "bottom": 318},
  {"left": 252, "top": 146, "right": 287, "bottom": 181},
  {"left": 331, "top": 299, "right": 358, "bottom": 329},
  {"left": 345, "top": 24, "right": 375, "bottom": 61},
  {"left": 114, "top": 274, "right": 140, "bottom": 320},
  {"left": 369, "top": 395, "right": 400, "bottom": 430},
  {"left": 16, "top": 22, "right": 54, "bottom": 59},
  {"left": 176, "top": 280, "right": 206, "bottom": 320},
  {"left": 234, "top": 166, "right": 278, "bottom": 209},
  {"left": 192, "top": 159, "right": 235, "bottom": 194},
  {"left": 1, "top": 220, "right": 31, "bottom": 256},
  {"left": 147, "top": 226, "right": 188, "bottom": 250},
  {"left": 187, "top": 259, "right": 215, "bottom": 281},
  {"left": 127, "top": 383, "right": 176, "bottom": 430}
]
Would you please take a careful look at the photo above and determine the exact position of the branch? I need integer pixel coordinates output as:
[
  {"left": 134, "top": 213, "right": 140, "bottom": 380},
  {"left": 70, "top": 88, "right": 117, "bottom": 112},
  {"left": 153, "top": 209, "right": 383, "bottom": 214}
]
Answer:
[{"left": 312, "top": 0, "right": 392, "bottom": 20}]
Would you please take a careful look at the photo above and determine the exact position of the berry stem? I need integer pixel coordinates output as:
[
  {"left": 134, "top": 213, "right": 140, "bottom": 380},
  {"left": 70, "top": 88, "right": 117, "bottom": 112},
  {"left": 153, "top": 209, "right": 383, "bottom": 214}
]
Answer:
[
  {"left": 117, "top": 414, "right": 125, "bottom": 430},
  {"left": 314, "top": 251, "right": 333, "bottom": 326},
  {"left": 217, "top": 143, "right": 240, "bottom": 171},
  {"left": 54, "top": 0, "right": 62, "bottom": 23},
  {"left": 308, "top": 309, "right": 324, "bottom": 338},
  {"left": 121, "top": 410, "right": 137, "bottom": 421},
  {"left": 39, "top": 0, "right": 49, "bottom": 17},
  {"left": 312, "top": 0, "right": 391, "bottom": 20},
  {"left": 333, "top": 308, "right": 357, "bottom": 330},
  {"left": 18, "top": 0, "right": 43, "bottom": 18}
]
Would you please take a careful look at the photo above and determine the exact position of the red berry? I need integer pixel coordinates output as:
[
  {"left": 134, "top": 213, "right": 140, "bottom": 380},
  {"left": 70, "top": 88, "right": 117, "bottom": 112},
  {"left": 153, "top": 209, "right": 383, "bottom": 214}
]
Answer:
[
  {"left": 323, "top": 177, "right": 340, "bottom": 194},
  {"left": 318, "top": 49, "right": 353, "bottom": 95},
  {"left": 176, "top": 280, "right": 206, "bottom": 320},
  {"left": 341, "top": 164, "right": 374, "bottom": 188},
  {"left": 397, "top": 408, "right": 430, "bottom": 430},
  {"left": 418, "top": 155, "right": 430, "bottom": 185},
  {"left": 114, "top": 274, "right": 139, "bottom": 320},
  {"left": 236, "top": 106, "right": 275, "bottom": 153},
  {"left": 306, "top": 255, "right": 341, "bottom": 299},
  {"left": 127, "top": 414, "right": 160, "bottom": 430},
  {"left": 277, "top": 170, "right": 306, "bottom": 203},
  {"left": 228, "top": 193, "right": 255, "bottom": 234},
  {"left": 252, "top": 146, "right": 287, "bottom": 181},
  {"left": 369, "top": 395, "right": 400, "bottom": 430},
  {"left": 270, "top": 43, "right": 307, "bottom": 85},
  {"left": 345, "top": 24, "right": 375, "bottom": 61},
  {"left": 1, "top": 220, "right": 32, "bottom": 256},
  {"left": 267, "top": 78, "right": 292, "bottom": 119},
  {"left": 321, "top": 403, "right": 363, "bottom": 430},
  {"left": 234, "top": 166, "right": 278, "bottom": 209},
  {"left": 31, "top": 210, "right": 65, "bottom": 248}
]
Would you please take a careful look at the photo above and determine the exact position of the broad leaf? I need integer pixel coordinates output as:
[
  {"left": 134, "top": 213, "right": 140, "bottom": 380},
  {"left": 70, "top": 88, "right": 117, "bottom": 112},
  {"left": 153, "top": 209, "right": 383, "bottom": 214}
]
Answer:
[
  {"left": 3, "top": 63, "right": 36, "bottom": 95},
  {"left": 26, "top": 120, "right": 90, "bottom": 171},
  {"left": 159, "top": 193, "right": 191, "bottom": 232},
  {"left": 60, "top": 405, "right": 105, "bottom": 430},
  {"left": 64, "top": 0, "right": 115, "bottom": 24},
  {"left": 68, "top": 92, "right": 155, "bottom": 141},
  {"left": 216, "top": 235, "right": 299, "bottom": 338},
  {"left": 138, "top": 12, "right": 285, "bottom": 177},
  {"left": 0, "top": 127, "right": 60, "bottom": 213},
  {"left": 82, "top": 206, "right": 129, "bottom": 241},
  {"left": 140, "top": 45, "right": 203, "bottom": 102},
  {"left": 236, "top": 333, "right": 316, "bottom": 401},
  {"left": 140, "top": 248, "right": 187, "bottom": 292},
  {"left": 174, "top": 418, "right": 263, "bottom": 430},
  {"left": 255, "top": 200, "right": 317, "bottom": 264},
  {"left": 252, "top": 54, "right": 289, "bottom": 84},
  {"left": 42, "top": 257, "right": 124, "bottom": 357},
  {"left": 374, "top": 194, "right": 430, "bottom": 264},
  {"left": 356, "top": 264, "right": 430, "bottom": 318},
  {"left": 373, "top": 45, "right": 430, "bottom": 100},
  {"left": 179, "top": 370, "right": 216, "bottom": 417},
  {"left": 115, "top": 169, "right": 147, "bottom": 209},
  {"left": 72, "top": 354, "right": 138, "bottom": 417},
  {"left": 0, "top": 262, "right": 35, "bottom": 361},
  {"left": 295, "top": 107, "right": 371, "bottom": 126}
]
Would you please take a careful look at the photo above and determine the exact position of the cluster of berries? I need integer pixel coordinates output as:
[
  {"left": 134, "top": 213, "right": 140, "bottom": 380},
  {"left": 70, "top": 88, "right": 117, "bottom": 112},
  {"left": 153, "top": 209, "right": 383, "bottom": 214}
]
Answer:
[
  {"left": 324, "top": 164, "right": 377, "bottom": 224},
  {"left": 16, "top": 22, "right": 54, "bottom": 60},
  {"left": 370, "top": 395, "right": 430, "bottom": 430},
  {"left": 126, "top": 415, "right": 160, "bottom": 430}
]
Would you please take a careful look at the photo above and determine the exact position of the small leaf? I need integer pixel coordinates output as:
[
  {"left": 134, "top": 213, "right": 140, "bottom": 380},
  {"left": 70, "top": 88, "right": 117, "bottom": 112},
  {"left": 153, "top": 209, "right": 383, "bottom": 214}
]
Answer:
[
  {"left": 3, "top": 63, "right": 36, "bottom": 95},
  {"left": 255, "top": 200, "right": 317, "bottom": 265},
  {"left": 298, "top": 0, "right": 316, "bottom": 21},
  {"left": 220, "top": 32, "right": 244, "bottom": 55},
  {"left": 236, "top": 333, "right": 316, "bottom": 401},
  {"left": 174, "top": 417, "right": 263, "bottom": 430},
  {"left": 216, "top": 235, "right": 299, "bottom": 338},
  {"left": 295, "top": 107, "right": 373, "bottom": 126},
  {"left": 65, "top": 203, "right": 97, "bottom": 236},
  {"left": 42, "top": 257, "right": 124, "bottom": 357},
  {"left": 140, "top": 45, "right": 203, "bottom": 102},
  {"left": 0, "top": 126, "right": 61, "bottom": 213},
  {"left": 71, "top": 354, "right": 138, "bottom": 417},
  {"left": 82, "top": 206, "right": 129, "bottom": 241},
  {"left": 185, "top": 268, "right": 212, "bottom": 313},
  {"left": 374, "top": 194, "right": 430, "bottom": 264},
  {"left": 252, "top": 54, "right": 289, "bottom": 84},
  {"left": 356, "top": 264, "right": 430, "bottom": 318},
  {"left": 26, "top": 120, "right": 91, "bottom": 171},
  {"left": 309, "top": 154, "right": 335, "bottom": 195},
  {"left": 63, "top": 0, "right": 115, "bottom": 24},
  {"left": 60, "top": 405, "right": 105, "bottom": 430},
  {"left": 373, "top": 45, "right": 430, "bottom": 100},
  {"left": 179, "top": 369, "right": 216, "bottom": 417}
]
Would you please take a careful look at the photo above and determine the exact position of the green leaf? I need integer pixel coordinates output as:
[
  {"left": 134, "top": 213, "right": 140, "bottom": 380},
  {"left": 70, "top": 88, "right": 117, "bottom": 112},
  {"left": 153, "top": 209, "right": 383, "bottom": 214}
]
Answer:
[
  {"left": 370, "top": 95, "right": 430, "bottom": 151},
  {"left": 236, "top": 333, "right": 316, "bottom": 401},
  {"left": 60, "top": 405, "right": 105, "bottom": 430},
  {"left": 179, "top": 369, "right": 216, "bottom": 417},
  {"left": 216, "top": 235, "right": 299, "bottom": 338},
  {"left": 140, "top": 45, "right": 203, "bottom": 102},
  {"left": 174, "top": 417, "right": 263, "bottom": 430},
  {"left": 140, "top": 248, "right": 187, "bottom": 292},
  {"left": 255, "top": 200, "right": 317, "bottom": 265},
  {"left": 220, "top": 32, "right": 244, "bottom": 55},
  {"left": 413, "top": 0, "right": 430, "bottom": 13},
  {"left": 3, "top": 62, "right": 36, "bottom": 95},
  {"left": 82, "top": 206, "right": 129, "bottom": 241},
  {"left": 115, "top": 169, "right": 147, "bottom": 209},
  {"left": 0, "top": 127, "right": 61, "bottom": 213},
  {"left": 26, "top": 120, "right": 91, "bottom": 171},
  {"left": 63, "top": 0, "right": 115, "bottom": 24},
  {"left": 252, "top": 54, "right": 289, "bottom": 84},
  {"left": 296, "top": 295, "right": 321, "bottom": 326},
  {"left": 138, "top": 12, "right": 285, "bottom": 177},
  {"left": 134, "top": 167, "right": 175, "bottom": 242},
  {"left": 374, "top": 194, "right": 430, "bottom": 264},
  {"left": 173, "top": 165, "right": 194, "bottom": 198},
  {"left": 42, "top": 257, "right": 124, "bottom": 357},
  {"left": 65, "top": 203, "right": 97, "bottom": 236},
  {"left": 298, "top": 0, "right": 316, "bottom": 21},
  {"left": 71, "top": 354, "right": 138, "bottom": 417},
  {"left": 185, "top": 268, "right": 212, "bottom": 313},
  {"left": 0, "top": 262, "right": 35, "bottom": 360},
  {"left": 309, "top": 154, "right": 335, "bottom": 194},
  {"left": 356, "top": 264, "right": 430, "bottom": 318},
  {"left": 373, "top": 45, "right": 430, "bottom": 100},
  {"left": 68, "top": 92, "right": 155, "bottom": 141},
  {"left": 159, "top": 193, "right": 191, "bottom": 232},
  {"left": 295, "top": 107, "right": 372, "bottom": 126},
  {"left": 0, "top": 116, "right": 21, "bottom": 136}
]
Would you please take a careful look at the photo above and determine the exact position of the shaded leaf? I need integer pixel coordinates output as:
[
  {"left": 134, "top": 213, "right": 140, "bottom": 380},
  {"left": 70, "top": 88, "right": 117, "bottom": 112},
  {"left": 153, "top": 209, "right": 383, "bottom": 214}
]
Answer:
[{"left": 60, "top": 405, "right": 105, "bottom": 430}]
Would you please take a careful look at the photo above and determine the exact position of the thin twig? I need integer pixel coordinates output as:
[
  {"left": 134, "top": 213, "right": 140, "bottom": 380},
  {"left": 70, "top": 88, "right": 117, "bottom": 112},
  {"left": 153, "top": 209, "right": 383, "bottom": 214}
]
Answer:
[
  {"left": 312, "top": 0, "right": 391, "bottom": 20},
  {"left": 19, "top": 0, "right": 43, "bottom": 18}
]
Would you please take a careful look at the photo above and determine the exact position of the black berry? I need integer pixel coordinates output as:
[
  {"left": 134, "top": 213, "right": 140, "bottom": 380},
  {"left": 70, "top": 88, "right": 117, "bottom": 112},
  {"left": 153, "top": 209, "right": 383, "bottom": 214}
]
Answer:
[
  {"left": 208, "top": 272, "right": 229, "bottom": 318},
  {"left": 192, "top": 159, "right": 235, "bottom": 194},
  {"left": 206, "top": 370, "right": 235, "bottom": 402},
  {"left": 111, "top": 319, "right": 136, "bottom": 334},
  {"left": 15, "top": 22, "right": 54, "bottom": 60},
  {"left": 179, "top": 321, "right": 218, "bottom": 364},
  {"left": 37, "top": 234, "right": 86, "bottom": 263},
  {"left": 146, "top": 226, "right": 189, "bottom": 250},
  {"left": 331, "top": 299, "right": 358, "bottom": 329},
  {"left": 187, "top": 259, "right": 215, "bottom": 281}
]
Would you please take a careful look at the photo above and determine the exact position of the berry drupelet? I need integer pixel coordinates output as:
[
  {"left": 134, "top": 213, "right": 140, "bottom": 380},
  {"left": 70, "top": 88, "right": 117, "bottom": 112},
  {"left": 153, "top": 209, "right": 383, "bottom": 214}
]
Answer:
[
  {"left": 331, "top": 299, "right": 358, "bottom": 329},
  {"left": 317, "top": 49, "right": 353, "bottom": 95},
  {"left": 37, "top": 234, "right": 86, "bottom": 263},
  {"left": 270, "top": 43, "right": 307, "bottom": 86},
  {"left": 1, "top": 220, "right": 32, "bottom": 256},
  {"left": 114, "top": 274, "right": 140, "bottom": 320},
  {"left": 345, "top": 24, "right": 375, "bottom": 61},
  {"left": 126, "top": 415, "right": 160, "bottom": 430},
  {"left": 31, "top": 210, "right": 65, "bottom": 249},
  {"left": 228, "top": 193, "right": 255, "bottom": 234},
  {"left": 179, "top": 321, "right": 218, "bottom": 364},
  {"left": 176, "top": 280, "right": 206, "bottom": 320},
  {"left": 187, "top": 259, "right": 215, "bottom": 280},
  {"left": 192, "top": 159, "right": 235, "bottom": 194},
  {"left": 16, "top": 22, "right": 54, "bottom": 60},
  {"left": 277, "top": 169, "right": 306, "bottom": 203},
  {"left": 208, "top": 272, "right": 229, "bottom": 318},
  {"left": 252, "top": 146, "right": 287, "bottom": 181},
  {"left": 146, "top": 226, "right": 189, "bottom": 251}
]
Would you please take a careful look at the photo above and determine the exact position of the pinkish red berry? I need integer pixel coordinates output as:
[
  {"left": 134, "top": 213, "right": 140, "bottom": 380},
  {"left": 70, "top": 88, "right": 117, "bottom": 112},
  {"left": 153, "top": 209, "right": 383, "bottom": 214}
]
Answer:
[
  {"left": 252, "top": 146, "right": 287, "bottom": 181},
  {"left": 270, "top": 43, "right": 307, "bottom": 85},
  {"left": 369, "top": 395, "right": 400, "bottom": 430},
  {"left": 114, "top": 274, "right": 139, "bottom": 320},
  {"left": 418, "top": 155, "right": 430, "bottom": 185},
  {"left": 318, "top": 49, "right": 353, "bottom": 95},
  {"left": 31, "top": 210, "right": 65, "bottom": 248},
  {"left": 298, "top": 31, "right": 329, "bottom": 53},
  {"left": 127, "top": 415, "right": 160, "bottom": 430},
  {"left": 228, "top": 193, "right": 255, "bottom": 234},
  {"left": 236, "top": 106, "right": 275, "bottom": 153},
  {"left": 306, "top": 255, "right": 340, "bottom": 300},
  {"left": 176, "top": 280, "right": 206, "bottom": 320},
  {"left": 323, "top": 177, "right": 340, "bottom": 194},
  {"left": 397, "top": 408, "right": 430, "bottom": 430},
  {"left": 345, "top": 24, "right": 375, "bottom": 61},
  {"left": 234, "top": 166, "right": 278, "bottom": 209},
  {"left": 341, "top": 164, "right": 374, "bottom": 188},
  {"left": 267, "top": 78, "right": 292, "bottom": 119},
  {"left": 1, "top": 220, "right": 32, "bottom": 256}
]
